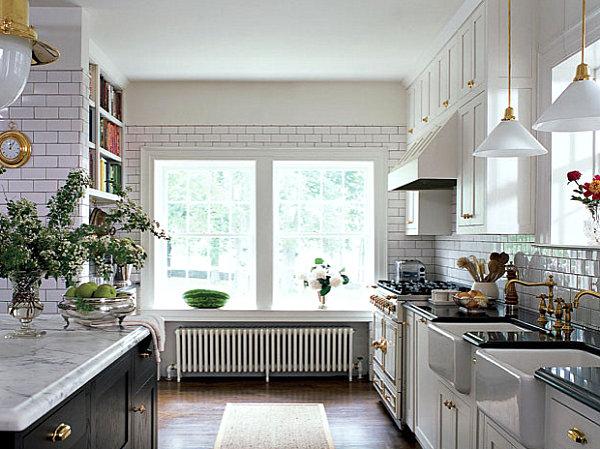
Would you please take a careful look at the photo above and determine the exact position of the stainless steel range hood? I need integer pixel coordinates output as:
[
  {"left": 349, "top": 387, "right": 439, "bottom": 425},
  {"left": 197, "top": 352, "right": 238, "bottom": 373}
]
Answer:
[{"left": 388, "top": 112, "right": 459, "bottom": 191}]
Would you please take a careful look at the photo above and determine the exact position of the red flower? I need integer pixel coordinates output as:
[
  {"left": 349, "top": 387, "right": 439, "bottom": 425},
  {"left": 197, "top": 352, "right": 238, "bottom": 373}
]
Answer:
[
  {"left": 567, "top": 170, "right": 582, "bottom": 182},
  {"left": 583, "top": 175, "right": 600, "bottom": 200}
]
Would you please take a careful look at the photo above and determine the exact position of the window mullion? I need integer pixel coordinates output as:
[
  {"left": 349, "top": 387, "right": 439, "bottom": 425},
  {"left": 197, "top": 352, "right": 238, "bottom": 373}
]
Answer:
[{"left": 255, "top": 158, "right": 273, "bottom": 309}]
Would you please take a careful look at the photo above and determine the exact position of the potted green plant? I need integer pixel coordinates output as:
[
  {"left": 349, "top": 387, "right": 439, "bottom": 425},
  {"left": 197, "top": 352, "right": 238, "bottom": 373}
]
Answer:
[{"left": 0, "top": 167, "right": 168, "bottom": 338}]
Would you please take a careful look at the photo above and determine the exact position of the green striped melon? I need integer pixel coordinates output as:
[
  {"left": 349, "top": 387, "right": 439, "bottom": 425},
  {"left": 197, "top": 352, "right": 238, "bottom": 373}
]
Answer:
[{"left": 183, "top": 289, "right": 230, "bottom": 309}]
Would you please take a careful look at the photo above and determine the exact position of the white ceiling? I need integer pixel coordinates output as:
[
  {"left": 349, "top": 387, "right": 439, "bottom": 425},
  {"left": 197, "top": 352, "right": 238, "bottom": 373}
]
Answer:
[{"left": 31, "top": 0, "right": 465, "bottom": 82}]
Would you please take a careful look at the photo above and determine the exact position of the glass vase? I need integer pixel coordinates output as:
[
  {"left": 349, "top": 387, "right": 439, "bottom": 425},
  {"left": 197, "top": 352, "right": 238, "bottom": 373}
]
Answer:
[
  {"left": 5, "top": 271, "right": 46, "bottom": 339},
  {"left": 584, "top": 216, "right": 600, "bottom": 246},
  {"left": 317, "top": 292, "right": 327, "bottom": 310}
]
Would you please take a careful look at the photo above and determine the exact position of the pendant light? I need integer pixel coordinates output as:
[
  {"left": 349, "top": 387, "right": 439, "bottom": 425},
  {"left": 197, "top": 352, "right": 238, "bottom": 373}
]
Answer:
[
  {"left": 474, "top": 0, "right": 547, "bottom": 157},
  {"left": 533, "top": 0, "right": 600, "bottom": 132},
  {"left": 0, "top": 0, "right": 59, "bottom": 109}
]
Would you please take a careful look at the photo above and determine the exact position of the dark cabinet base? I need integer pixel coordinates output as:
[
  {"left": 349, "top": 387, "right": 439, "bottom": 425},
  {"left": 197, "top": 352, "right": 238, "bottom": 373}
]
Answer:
[{"left": 0, "top": 335, "right": 157, "bottom": 449}]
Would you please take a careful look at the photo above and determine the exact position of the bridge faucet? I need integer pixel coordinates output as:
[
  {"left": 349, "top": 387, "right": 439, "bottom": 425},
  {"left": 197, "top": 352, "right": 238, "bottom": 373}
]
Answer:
[{"left": 504, "top": 275, "right": 563, "bottom": 328}]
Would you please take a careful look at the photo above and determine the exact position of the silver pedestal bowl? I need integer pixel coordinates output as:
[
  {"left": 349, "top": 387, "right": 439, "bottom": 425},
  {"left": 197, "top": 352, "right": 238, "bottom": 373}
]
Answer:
[{"left": 58, "top": 293, "right": 136, "bottom": 329}]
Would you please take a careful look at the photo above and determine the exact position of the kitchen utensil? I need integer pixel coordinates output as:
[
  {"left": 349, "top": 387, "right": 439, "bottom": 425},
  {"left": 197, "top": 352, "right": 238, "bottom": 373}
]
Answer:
[
  {"left": 489, "top": 252, "right": 501, "bottom": 262},
  {"left": 457, "top": 257, "right": 479, "bottom": 282},
  {"left": 499, "top": 252, "right": 510, "bottom": 265},
  {"left": 485, "top": 260, "right": 505, "bottom": 282}
]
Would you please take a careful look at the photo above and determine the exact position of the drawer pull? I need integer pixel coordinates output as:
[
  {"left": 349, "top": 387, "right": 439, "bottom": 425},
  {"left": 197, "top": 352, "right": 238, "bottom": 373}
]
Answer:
[
  {"left": 133, "top": 405, "right": 147, "bottom": 414},
  {"left": 568, "top": 427, "right": 587, "bottom": 444},
  {"left": 50, "top": 423, "right": 71, "bottom": 442},
  {"left": 139, "top": 351, "right": 152, "bottom": 358}
]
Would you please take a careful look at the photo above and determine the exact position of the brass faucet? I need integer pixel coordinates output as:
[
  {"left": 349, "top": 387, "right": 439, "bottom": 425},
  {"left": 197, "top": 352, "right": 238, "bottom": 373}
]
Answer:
[
  {"left": 561, "top": 290, "right": 600, "bottom": 332},
  {"left": 504, "top": 275, "right": 564, "bottom": 328}
]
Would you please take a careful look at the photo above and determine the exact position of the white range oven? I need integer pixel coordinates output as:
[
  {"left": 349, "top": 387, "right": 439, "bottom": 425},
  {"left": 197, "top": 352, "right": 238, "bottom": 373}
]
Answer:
[{"left": 369, "top": 279, "right": 457, "bottom": 428}]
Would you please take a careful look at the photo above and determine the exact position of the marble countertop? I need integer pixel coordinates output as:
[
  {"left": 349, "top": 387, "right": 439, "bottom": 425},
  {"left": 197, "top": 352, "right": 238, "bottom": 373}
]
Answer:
[{"left": 0, "top": 315, "right": 149, "bottom": 432}]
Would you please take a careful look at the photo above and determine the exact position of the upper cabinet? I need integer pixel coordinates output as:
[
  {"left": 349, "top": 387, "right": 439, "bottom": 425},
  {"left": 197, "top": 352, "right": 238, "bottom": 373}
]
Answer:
[
  {"left": 458, "top": 6, "right": 486, "bottom": 97},
  {"left": 403, "top": 0, "right": 538, "bottom": 235}
]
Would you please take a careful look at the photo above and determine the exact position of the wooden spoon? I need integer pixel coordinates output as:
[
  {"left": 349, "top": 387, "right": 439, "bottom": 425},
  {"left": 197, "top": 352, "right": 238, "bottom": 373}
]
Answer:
[
  {"left": 498, "top": 252, "right": 510, "bottom": 265},
  {"left": 489, "top": 252, "right": 501, "bottom": 262}
]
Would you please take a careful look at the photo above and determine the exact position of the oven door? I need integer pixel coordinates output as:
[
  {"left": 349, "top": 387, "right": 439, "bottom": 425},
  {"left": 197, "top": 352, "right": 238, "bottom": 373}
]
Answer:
[
  {"left": 371, "top": 311, "right": 386, "bottom": 369},
  {"left": 384, "top": 318, "right": 399, "bottom": 386}
]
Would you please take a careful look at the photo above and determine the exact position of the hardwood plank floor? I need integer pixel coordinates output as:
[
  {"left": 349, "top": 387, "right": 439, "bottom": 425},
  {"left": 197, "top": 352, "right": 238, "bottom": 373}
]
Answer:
[{"left": 158, "top": 378, "right": 420, "bottom": 449}]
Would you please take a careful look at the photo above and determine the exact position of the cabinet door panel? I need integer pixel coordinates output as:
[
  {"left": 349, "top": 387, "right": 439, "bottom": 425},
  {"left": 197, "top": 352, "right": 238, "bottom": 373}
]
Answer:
[
  {"left": 546, "top": 396, "right": 600, "bottom": 449},
  {"left": 405, "top": 191, "right": 417, "bottom": 235},
  {"left": 91, "top": 355, "right": 131, "bottom": 449},
  {"left": 471, "top": 96, "right": 486, "bottom": 227},
  {"left": 421, "top": 71, "right": 431, "bottom": 123},
  {"left": 483, "top": 419, "right": 515, "bottom": 449},
  {"left": 459, "top": 23, "right": 473, "bottom": 97},
  {"left": 438, "top": 51, "right": 449, "bottom": 114},
  {"left": 407, "top": 86, "right": 416, "bottom": 136},
  {"left": 132, "top": 378, "right": 157, "bottom": 449},
  {"left": 372, "top": 313, "right": 385, "bottom": 369},
  {"left": 458, "top": 105, "right": 474, "bottom": 226},
  {"left": 472, "top": 7, "right": 485, "bottom": 88},
  {"left": 438, "top": 384, "right": 455, "bottom": 449},
  {"left": 415, "top": 317, "right": 437, "bottom": 449},
  {"left": 384, "top": 318, "right": 398, "bottom": 384},
  {"left": 404, "top": 311, "right": 415, "bottom": 431}
]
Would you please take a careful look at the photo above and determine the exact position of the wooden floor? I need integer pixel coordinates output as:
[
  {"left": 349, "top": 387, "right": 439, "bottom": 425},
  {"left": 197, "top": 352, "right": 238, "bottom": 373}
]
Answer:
[{"left": 158, "top": 377, "right": 420, "bottom": 449}]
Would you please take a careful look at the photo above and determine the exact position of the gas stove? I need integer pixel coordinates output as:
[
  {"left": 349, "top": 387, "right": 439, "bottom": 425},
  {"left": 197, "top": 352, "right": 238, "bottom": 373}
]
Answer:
[
  {"left": 369, "top": 279, "right": 460, "bottom": 317},
  {"left": 377, "top": 279, "right": 458, "bottom": 296}
]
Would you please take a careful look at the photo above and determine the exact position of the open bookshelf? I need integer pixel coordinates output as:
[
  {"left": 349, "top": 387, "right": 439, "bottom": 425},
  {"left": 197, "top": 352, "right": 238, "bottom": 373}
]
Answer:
[{"left": 88, "top": 61, "right": 124, "bottom": 203}]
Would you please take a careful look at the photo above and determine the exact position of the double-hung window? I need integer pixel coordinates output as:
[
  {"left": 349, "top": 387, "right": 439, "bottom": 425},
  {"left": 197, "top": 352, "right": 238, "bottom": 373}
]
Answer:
[{"left": 142, "top": 149, "right": 387, "bottom": 310}]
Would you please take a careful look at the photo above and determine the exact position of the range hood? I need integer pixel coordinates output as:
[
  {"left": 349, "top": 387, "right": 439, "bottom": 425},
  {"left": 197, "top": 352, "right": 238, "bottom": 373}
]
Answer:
[{"left": 388, "top": 112, "right": 459, "bottom": 191}]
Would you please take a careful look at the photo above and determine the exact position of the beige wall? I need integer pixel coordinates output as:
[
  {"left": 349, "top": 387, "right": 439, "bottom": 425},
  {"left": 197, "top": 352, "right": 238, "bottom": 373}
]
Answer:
[{"left": 125, "top": 81, "right": 405, "bottom": 126}]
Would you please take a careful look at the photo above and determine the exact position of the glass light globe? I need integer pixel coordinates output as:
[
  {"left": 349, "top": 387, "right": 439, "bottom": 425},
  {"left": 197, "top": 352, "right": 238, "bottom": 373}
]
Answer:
[{"left": 0, "top": 34, "right": 32, "bottom": 109}]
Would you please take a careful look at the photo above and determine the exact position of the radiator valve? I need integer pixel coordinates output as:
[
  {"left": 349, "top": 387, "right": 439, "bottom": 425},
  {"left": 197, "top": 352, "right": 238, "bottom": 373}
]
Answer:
[
  {"left": 354, "top": 357, "right": 364, "bottom": 379},
  {"left": 166, "top": 363, "right": 177, "bottom": 381}
]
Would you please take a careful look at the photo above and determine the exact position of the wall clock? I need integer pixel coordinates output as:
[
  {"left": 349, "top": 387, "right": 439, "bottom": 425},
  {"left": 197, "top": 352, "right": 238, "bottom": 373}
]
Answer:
[{"left": 0, "top": 128, "right": 32, "bottom": 168}]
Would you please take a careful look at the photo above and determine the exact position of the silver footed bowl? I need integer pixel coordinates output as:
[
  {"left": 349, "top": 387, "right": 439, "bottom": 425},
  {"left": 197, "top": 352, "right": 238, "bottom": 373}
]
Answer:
[{"left": 57, "top": 293, "right": 135, "bottom": 329}]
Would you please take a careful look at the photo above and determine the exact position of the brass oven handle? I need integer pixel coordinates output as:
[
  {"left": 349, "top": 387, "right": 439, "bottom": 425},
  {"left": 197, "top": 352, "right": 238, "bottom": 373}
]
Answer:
[
  {"left": 50, "top": 423, "right": 71, "bottom": 442},
  {"left": 140, "top": 352, "right": 152, "bottom": 358},
  {"left": 133, "top": 405, "right": 147, "bottom": 414},
  {"left": 568, "top": 427, "right": 587, "bottom": 443}
]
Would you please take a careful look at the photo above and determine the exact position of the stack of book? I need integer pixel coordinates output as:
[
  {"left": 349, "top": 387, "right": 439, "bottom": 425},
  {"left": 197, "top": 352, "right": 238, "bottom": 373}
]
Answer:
[
  {"left": 99, "top": 76, "right": 122, "bottom": 120},
  {"left": 99, "top": 159, "right": 122, "bottom": 193},
  {"left": 100, "top": 118, "right": 121, "bottom": 156}
]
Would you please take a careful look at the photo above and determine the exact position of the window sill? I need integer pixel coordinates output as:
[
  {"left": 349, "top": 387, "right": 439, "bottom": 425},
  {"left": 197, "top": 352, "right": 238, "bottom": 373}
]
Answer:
[{"left": 145, "top": 306, "right": 372, "bottom": 322}]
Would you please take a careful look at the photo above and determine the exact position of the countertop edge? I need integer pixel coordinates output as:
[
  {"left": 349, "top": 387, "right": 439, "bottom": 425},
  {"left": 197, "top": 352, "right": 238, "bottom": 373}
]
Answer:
[
  {"left": 535, "top": 368, "right": 600, "bottom": 414},
  {"left": 0, "top": 326, "right": 150, "bottom": 432}
]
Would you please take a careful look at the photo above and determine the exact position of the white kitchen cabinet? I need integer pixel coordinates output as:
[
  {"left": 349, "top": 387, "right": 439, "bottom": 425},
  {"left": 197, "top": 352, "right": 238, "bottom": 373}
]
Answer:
[
  {"left": 404, "top": 310, "right": 415, "bottom": 432},
  {"left": 437, "top": 381, "right": 473, "bottom": 449},
  {"left": 457, "top": 92, "right": 486, "bottom": 233},
  {"left": 458, "top": 4, "right": 485, "bottom": 99},
  {"left": 415, "top": 315, "right": 438, "bottom": 449},
  {"left": 405, "top": 190, "right": 452, "bottom": 236},
  {"left": 545, "top": 389, "right": 600, "bottom": 449},
  {"left": 407, "top": 86, "right": 416, "bottom": 141},
  {"left": 481, "top": 416, "right": 517, "bottom": 449}
]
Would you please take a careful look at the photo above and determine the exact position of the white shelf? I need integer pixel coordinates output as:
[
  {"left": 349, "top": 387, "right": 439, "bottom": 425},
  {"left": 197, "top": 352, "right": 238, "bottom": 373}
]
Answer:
[
  {"left": 88, "top": 188, "right": 119, "bottom": 204},
  {"left": 88, "top": 141, "right": 95, "bottom": 149},
  {"left": 99, "top": 147, "right": 122, "bottom": 163},
  {"left": 99, "top": 106, "right": 123, "bottom": 128}
]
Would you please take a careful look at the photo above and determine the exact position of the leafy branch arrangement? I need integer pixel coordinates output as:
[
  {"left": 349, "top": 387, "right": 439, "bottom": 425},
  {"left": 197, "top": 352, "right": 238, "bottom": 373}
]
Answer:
[
  {"left": 299, "top": 257, "right": 350, "bottom": 297},
  {"left": 0, "top": 166, "right": 169, "bottom": 286}
]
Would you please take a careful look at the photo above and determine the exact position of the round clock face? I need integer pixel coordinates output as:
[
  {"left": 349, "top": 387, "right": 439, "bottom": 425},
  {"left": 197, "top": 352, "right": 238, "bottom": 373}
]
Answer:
[{"left": 1, "top": 138, "right": 21, "bottom": 160}]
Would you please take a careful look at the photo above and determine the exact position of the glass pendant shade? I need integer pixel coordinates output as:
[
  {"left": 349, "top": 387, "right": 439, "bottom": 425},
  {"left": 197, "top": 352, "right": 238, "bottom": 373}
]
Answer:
[
  {"left": 474, "top": 118, "right": 548, "bottom": 157},
  {"left": 0, "top": 34, "right": 32, "bottom": 109},
  {"left": 532, "top": 79, "right": 600, "bottom": 132}
]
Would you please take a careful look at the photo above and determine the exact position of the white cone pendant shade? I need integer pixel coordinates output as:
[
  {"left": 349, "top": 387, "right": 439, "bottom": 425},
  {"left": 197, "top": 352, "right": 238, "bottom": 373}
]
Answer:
[
  {"left": 474, "top": 118, "right": 548, "bottom": 157},
  {"left": 532, "top": 79, "right": 600, "bottom": 132}
]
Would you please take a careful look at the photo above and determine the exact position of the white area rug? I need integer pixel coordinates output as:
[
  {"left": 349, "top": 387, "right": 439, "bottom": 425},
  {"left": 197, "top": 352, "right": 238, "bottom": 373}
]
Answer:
[{"left": 214, "top": 403, "right": 335, "bottom": 449}]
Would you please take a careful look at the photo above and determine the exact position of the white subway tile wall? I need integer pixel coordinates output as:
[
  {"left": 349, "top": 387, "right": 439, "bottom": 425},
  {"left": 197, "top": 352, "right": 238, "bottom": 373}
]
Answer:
[
  {"left": 123, "top": 124, "right": 436, "bottom": 286},
  {"left": 0, "top": 69, "right": 89, "bottom": 314}
]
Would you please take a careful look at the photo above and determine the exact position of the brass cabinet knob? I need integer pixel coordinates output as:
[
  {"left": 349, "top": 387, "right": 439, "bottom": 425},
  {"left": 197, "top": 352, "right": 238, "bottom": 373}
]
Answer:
[
  {"left": 443, "top": 100, "right": 449, "bottom": 108},
  {"left": 133, "top": 405, "right": 147, "bottom": 414},
  {"left": 467, "top": 80, "right": 475, "bottom": 88},
  {"left": 418, "top": 317, "right": 427, "bottom": 324},
  {"left": 472, "top": 357, "right": 477, "bottom": 365},
  {"left": 408, "top": 128, "right": 414, "bottom": 134},
  {"left": 567, "top": 427, "right": 587, "bottom": 443},
  {"left": 422, "top": 116, "right": 429, "bottom": 123},
  {"left": 50, "top": 423, "right": 71, "bottom": 442},
  {"left": 443, "top": 399, "right": 449, "bottom": 407},
  {"left": 140, "top": 352, "right": 152, "bottom": 358},
  {"left": 443, "top": 400, "right": 456, "bottom": 410},
  {"left": 407, "top": 220, "right": 414, "bottom": 224}
]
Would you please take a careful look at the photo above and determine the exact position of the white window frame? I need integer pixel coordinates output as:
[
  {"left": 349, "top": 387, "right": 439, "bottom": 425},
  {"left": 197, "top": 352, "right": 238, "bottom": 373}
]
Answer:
[{"left": 140, "top": 147, "right": 388, "bottom": 311}]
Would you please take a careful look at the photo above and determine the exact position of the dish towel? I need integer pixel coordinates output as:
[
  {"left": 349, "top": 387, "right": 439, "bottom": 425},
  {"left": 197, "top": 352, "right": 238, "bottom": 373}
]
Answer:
[{"left": 88, "top": 313, "right": 165, "bottom": 379}]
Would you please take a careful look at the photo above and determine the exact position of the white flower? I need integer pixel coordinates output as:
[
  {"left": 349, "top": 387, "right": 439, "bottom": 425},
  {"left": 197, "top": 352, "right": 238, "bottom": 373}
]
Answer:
[
  {"left": 330, "top": 276, "right": 343, "bottom": 288},
  {"left": 313, "top": 269, "right": 327, "bottom": 280},
  {"left": 309, "top": 279, "right": 322, "bottom": 290},
  {"left": 298, "top": 273, "right": 307, "bottom": 281}
]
